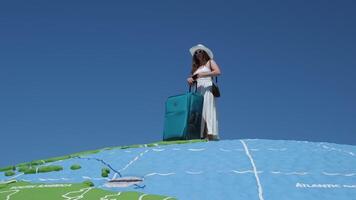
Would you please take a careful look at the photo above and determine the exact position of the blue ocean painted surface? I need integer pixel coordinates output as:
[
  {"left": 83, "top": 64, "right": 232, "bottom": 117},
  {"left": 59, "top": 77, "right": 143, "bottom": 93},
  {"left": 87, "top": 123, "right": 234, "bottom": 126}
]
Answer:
[{"left": 1, "top": 139, "right": 355, "bottom": 200}]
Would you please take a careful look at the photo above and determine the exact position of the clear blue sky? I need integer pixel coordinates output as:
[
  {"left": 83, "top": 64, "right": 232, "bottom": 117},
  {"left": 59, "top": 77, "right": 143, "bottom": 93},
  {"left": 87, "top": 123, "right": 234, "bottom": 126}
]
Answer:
[{"left": 1, "top": 1, "right": 355, "bottom": 167}]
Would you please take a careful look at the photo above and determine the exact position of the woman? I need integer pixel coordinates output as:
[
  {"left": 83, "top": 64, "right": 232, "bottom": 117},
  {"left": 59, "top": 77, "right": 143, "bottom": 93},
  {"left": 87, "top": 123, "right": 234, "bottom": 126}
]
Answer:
[{"left": 187, "top": 44, "right": 221, "bottom": 141}]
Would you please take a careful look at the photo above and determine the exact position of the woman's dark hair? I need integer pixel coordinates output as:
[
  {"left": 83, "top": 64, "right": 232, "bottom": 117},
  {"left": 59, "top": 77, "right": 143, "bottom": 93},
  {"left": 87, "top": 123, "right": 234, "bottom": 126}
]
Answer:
[{"left": 191, "top": 50, "right": 211, "bottom": 74}]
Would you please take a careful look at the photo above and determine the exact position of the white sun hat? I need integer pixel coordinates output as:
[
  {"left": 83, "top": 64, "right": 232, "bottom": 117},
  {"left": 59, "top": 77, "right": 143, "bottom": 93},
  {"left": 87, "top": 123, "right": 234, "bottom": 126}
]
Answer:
[{"left": 189, "top": 44, "right": 214, "bottom": 59}]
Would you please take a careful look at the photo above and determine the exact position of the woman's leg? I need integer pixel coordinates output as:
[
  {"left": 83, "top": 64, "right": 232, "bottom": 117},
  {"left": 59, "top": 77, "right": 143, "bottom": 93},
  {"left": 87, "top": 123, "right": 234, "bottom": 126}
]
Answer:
[
  {"left": 198, "top": 82, "right": 219, "bottom": 140},
  {"left": 204, "top": 91, "right": 219, "bottom": 140}
]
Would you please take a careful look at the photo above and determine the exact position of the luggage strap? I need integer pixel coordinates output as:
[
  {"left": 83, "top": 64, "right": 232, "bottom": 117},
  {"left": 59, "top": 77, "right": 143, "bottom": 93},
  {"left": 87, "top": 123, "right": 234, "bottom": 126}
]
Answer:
[{"left": 189, "top": 81, "right": 198, "bottom": 93}]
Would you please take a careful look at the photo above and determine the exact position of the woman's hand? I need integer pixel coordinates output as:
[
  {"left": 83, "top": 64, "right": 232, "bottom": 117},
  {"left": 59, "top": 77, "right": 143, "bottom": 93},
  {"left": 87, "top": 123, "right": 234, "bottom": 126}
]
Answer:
[{"left": 187, "top": 77, "right": 195, "bottom": 85}]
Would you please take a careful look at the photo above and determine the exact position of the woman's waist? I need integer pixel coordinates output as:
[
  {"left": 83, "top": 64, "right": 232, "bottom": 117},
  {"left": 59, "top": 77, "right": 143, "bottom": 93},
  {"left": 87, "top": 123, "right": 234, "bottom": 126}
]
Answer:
[
  {"left": 196, "top": 77, "right": 212, "bottom": 82},
  {"left": 196, "top": 78, "right": 212, "bottom": 87}
]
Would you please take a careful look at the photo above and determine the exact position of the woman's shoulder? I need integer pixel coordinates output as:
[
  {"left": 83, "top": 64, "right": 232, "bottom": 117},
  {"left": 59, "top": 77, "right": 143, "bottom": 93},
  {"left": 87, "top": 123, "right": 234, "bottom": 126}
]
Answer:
[
  {"left": 203, "top": 59, "right": 216, "bottom": 68},
  {"left": 209, "top": 59, "right": 217, "bottom": 65},
  {"left": 205, "top": 59, "right": 216, "bottom": 66},
  {"left": 207, "top": 59, "right": 221, "bottom": 74}
]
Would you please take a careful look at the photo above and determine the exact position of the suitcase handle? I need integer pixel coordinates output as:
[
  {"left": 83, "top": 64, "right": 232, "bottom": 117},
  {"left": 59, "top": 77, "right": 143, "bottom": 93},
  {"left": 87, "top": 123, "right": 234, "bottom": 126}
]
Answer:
[{"left": 189, "top": 81, "right": 198, "bottom": 93}]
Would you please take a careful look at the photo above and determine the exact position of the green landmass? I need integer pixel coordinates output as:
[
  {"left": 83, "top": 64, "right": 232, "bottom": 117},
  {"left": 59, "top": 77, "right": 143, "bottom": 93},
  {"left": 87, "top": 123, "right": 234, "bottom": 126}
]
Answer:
[
  {"left": 82, "top": 180, "right": 94, "bottom": 187},
  {"left": 101, "top": 168, "right": 110, "bottom": 177},
  {"left": 38, "top": 165, "right": 63, "bottom": 173},
  {"left": 4, "top": 171, "right": 15, "bottom": 177},
  {"left": 0, "top": 166, "right": 15, "bottom": 173},
  {"left": 22, "top": 168, "right": 36, "bottom": 175},
  {"left": 17, "top": 165, "right": 63, "bottom": 175},
  {"left": 70, "top": 164, "right": 82, "bottom": 170},
  {"left": 0, "top": 181, "right": 176, "bottom": 200}
]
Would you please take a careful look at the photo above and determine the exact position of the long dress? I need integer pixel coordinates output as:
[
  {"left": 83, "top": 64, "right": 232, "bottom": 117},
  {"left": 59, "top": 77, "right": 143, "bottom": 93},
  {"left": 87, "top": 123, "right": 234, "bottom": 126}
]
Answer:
[{"left": 193, "top": 64, "right": 220, "bottom": 140}]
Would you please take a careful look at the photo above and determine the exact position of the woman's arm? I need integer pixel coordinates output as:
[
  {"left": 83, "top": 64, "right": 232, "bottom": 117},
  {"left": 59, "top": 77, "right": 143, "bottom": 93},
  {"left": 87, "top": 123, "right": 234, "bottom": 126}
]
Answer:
[{"left": 197, "top": 59, "right": 221, "bottom": 78}]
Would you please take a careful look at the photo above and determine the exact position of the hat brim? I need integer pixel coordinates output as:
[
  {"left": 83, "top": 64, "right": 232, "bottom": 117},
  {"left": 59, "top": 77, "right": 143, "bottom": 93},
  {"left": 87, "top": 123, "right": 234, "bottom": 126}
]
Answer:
[{"left": 189, "top": 45, "right": 214, "bottom": 59}]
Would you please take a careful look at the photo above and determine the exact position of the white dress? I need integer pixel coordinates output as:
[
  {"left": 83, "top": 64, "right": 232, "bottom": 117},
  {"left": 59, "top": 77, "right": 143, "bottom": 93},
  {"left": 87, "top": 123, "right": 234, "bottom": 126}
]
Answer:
[{"left": 193, "top": 64, "right": 220, "bottom": 140}]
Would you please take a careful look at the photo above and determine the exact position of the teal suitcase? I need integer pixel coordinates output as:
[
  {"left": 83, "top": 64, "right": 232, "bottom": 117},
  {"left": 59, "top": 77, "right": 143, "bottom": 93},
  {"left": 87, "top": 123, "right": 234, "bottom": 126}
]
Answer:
[{"left": 163, "top": 85, "right": 204, "bottom": 141}]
